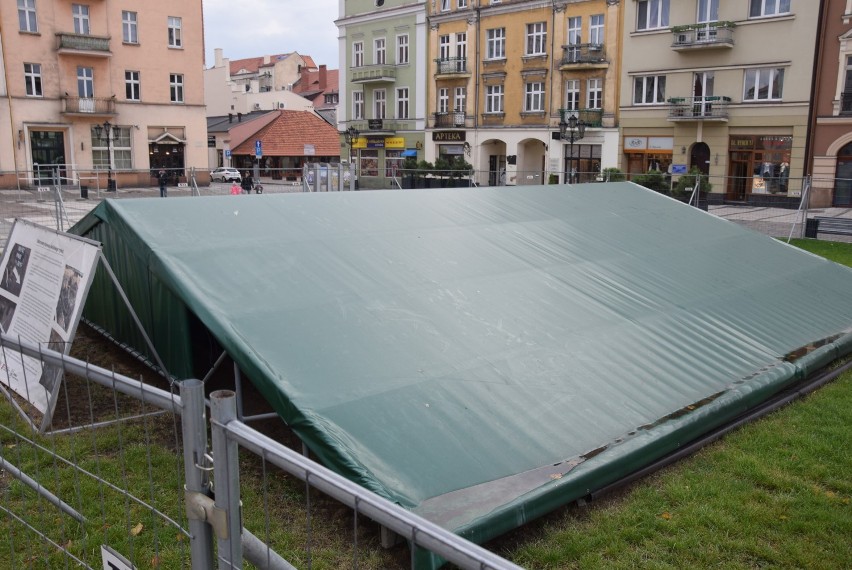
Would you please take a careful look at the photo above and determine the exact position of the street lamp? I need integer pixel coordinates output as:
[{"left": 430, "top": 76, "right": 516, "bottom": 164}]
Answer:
[
  {"left": 559, "top": 113, "right": 587, "bottom": 184},
  {"left": 92, "top": 121, "right": 116, "bottom": 191},
  {"left": 343, "top": 126, "right": 360, "bottom": 159}
]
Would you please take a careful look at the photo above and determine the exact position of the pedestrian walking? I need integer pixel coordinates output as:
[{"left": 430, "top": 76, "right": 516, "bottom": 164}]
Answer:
[{"left": 158, "top": 169, "right": 168, "bottom": 198}]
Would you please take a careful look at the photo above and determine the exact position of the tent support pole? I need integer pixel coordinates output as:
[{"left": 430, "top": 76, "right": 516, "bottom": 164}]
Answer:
[{"left": 201, "top": 350, "right": 229, "bottom": 384}]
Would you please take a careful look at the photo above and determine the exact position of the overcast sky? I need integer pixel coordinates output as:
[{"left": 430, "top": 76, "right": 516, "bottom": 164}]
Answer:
[{"left": 203, "top": 0, "right": 340, "bottom": 69}]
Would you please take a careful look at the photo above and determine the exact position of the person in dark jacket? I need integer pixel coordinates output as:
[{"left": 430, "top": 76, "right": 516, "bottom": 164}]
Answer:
[
  {"left": 157, "top": 169, "right": 168, "bottom": 197},
  {"left": 241, "top": 172, "right": 253, "bottom": 194}
]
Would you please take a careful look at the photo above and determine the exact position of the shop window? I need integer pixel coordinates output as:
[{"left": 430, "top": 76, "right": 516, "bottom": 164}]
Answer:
[{"left": 360, "top": 150, "right": 379, "bottom": 177}]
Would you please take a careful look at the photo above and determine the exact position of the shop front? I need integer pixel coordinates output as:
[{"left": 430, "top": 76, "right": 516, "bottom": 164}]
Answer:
[
  {"left": 727, "top": 135, "right": 792, "bottom": 201},
  {"left": 623, "top": 136, "right": 673, "bottom": 178},
  {"left": 353, "top": 135, "right": 412, "bottom": 189}
]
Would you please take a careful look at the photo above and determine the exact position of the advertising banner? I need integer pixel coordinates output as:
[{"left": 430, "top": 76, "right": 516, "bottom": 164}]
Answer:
[{"left": 0, "top": 220, "right": 101, "bottom": 430}]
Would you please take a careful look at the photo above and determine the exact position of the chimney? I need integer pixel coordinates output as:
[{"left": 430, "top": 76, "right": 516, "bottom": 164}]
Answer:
[
  {"left": 300, "top": 65, "right": 309, "bottom": 90},
  {"left": 319, "top": 65, "right": 327, "bottom": 90},
  {"left": 263, "top": 55, "right": 271, "bottom": 64},
  {"left": 215, "top": 48, "right": 224, "bottom": 67}
]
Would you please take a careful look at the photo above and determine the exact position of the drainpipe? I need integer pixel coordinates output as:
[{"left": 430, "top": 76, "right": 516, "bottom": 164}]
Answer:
[
  {"left": 0, "top": 17, "right": 22, "bottom": 190},
  {"left": 473, "top": 2, "right": 481, "bottom": 180}
]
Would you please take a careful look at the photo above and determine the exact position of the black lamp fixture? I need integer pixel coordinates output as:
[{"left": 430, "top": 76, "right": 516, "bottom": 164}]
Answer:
[
  {"left": 92, "top": 120, "right": 117, "bottom": 191},
  {"left": 558, "top": 113, "right": 587, "bottom": 184},
  {"left": 343, "top": 126, "right": 360, "bottom": 163}
]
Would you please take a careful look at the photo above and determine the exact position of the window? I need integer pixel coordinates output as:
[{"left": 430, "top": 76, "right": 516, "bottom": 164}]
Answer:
[
  {"left": 77, "top": 66, "right": 94, "bottom": 97},
  {"left": 633, "top": 75, "right": 666, "bottom": 104},
  {"left": 744, "top": 68, "right": 784, "bottom": 101},
  {"left": 439, "top": 35, "right": 451, "bottom": 60},
  {"left": 72, "top": 4, "right": 89, "bottom": 35},
  {"left": 360, "top": 150, "right": 378, "bottom": 177},
  {"left": 749, "top": 0, "right": 790, "bottom": 17},
  {"left": 458, "top": 0, "right": 467, "bottom": 7},
  {"left": 485, "top": 85, "right": 504, "bottom": 113},
  {"left": 396, "top": 87, "right": 409, "bottom": 119},
  {"left": 454, "top": 86, "right": 466, "bottom": 112},
  {"left": 353, "top": 42, "right": 364, "bottom": 67},
  {"left": 24, "top": 63, "right": 42, "bottom": 97},
  {"left": 441, "top": 0, "right": 450, "bottom": 11},
  {"left": 92, "top": 126, "right": 132, "bottom": 171},
  {"left": 374, "top": 38, "right": 386, "bottom": 65},
  {"left": 456, "top": 33, "right": 467, "bottom": 59},
  {"left": 18, "top": 0, "right": 37, "bottom": 33},
  {"left": 525, "top": 82, "right": 544, "bottom": 112},
  {"left": 385, "top": 150, "right": 402, "bottom": 178},
  {"left": 486, "top": 28, "right": 505, "bottom": 59},
  {"left": 353, "top": 91, "right": 364, "bottom": 119},
  {"left": 526, "top": 22, "right": 546, "bottom": 56},
  {"left": 170, "top": 73, "right": 184, "bottom": 103},
  {"left": 637, "top": 0, "right": 669, "bottom": 31},
  {"left": 565, "top": 79, "right": 580, "bottom": 110},
  {"left": 697, "top": 0, "right": 719, "bottom": 23},
  {"left": 122, "top": 11, "right": 138, "bottom": 43},
  {"left": 438, "top": 87, "right": 449, "bottom": 113},
  {"left": 397, "top": 34, "right": 409, "bottom": 64},
  {"left": 567, "top": 16, "right": 581, "bottom": 45},
  {"left": 125, "top": 70, "right": 140, "bottom": 101},
  {"left": 587, "top": 78, "right": 602, "bottom": 109},
  {"left": 168, "top": 16, "right": 182, "bottom": 48},
  {"left": 590, "top": 14, "right": 604, "bottom": 45},
  {"left": 374, "top": 89, "right": 386, "bottom": 119}
]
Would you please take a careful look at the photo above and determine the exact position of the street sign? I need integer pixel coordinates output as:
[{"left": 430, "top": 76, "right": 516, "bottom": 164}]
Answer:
[
  {"left": 670, "top": 164, "right": 688, "bottom": 175},
  {"left": 224, "top": 149, "right": 231, "bottom": 159},
  {"left": 255, "top": 140, "right": 262, "bottom": 158}
]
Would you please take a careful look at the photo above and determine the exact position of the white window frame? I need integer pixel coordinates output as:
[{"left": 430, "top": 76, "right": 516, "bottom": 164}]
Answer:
[
  {"left": 525, "top": 82, "right": 545, "bottom": 112},
  {"left": 24, "top": 63, "right": 42, "bottom": 97},
  {"left": 485, "top": 85, "right": 504, "bottom": 114},
  {"left": 72, "top": 4, "right": 90, "bottom": 35},
  {"left": 441, "top": 0, "right": 450, "bottom": 12},
  {"left": 697, "top": 0, "right": 719, "bottom": 23},
  {"left": 456, "top": 32, "right": 467, "bottom": 59},
  {"left": 438, "top": 87, "right": 449, "bottom": 114},
  {"left": 454, "top": 86, "right": 466, "bottom": 112},
  {"left": 353, "top": 42, "right": 364, "bottom": 67},
  {"left": 92, "top": 125, "right": 132, "bottom": 171},
  {"left": 125, "top": 70, "right": 140, "bottom": 101},
  {"left": 633, "top": 75, "right": 666, "bottom": 104},
  {"left": 590, "top": 14, "right": 604, "bottom": 45},
  {"left": 486, "top": 28, "right": 506, "bottom": 60},
  {"left": 396, "top": 87, "right": 409, "bottom": 119},
  {"left": 637, "top": 0, "right": 670, "bottom": 31},
  {"left": 749, "top": 0, "right": 791, "bottom": 18},
  {"left": 565, "top": 79, "right": 580, "bottom": 110},
  {"left": 526, "top": 22, "right": 547, "bottom": 56},
  {"left": 567, "top": 16, "right": 581, "bottom": 45},
  {"left": 397, "top": 34, "right": 409, "bottom": 65},
  {"left": 374, "top": 37, "right": 386, "bottom": 65},
  {"left": 743, "top": 67, "right": 784, "bottom": 101},
  {"left": 587, "top": 78, "right": 602, "bottom": 109},
  {"left": 374, "top": 89, "right": 386, "bottom": 119},
  {"left": 122, "top": 11, "right": 138, "bottom": 44},
  {"left": 77, "top": 66, "right": 94, "bottom": 97},
  {"left": 439, "top": 35, "right": 451, "bottom": 60},
  {"left": 168, "top": 16, "right": 182, "bottom": 48},
  {"left": 458, "top": 0, "right": 467, "bottom": 7},
  {"left": 18, "top": 0, "right": 38, "bottom": 33},
  {"left": 170, "top": 73, "right": 184, "bottom": 103},
  {"left": 353, "top": 91, "right": 364, "bottom": 120}
]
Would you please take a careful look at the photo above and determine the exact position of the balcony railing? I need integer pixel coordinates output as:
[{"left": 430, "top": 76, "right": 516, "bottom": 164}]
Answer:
[
  {"left": 56, "top": 33, "right": 111, "bottom": 54},
  {"left": 560, "top": 44, "right": 607, "bottom": 66},
  {"left": 350, "top": 65, "right": 397, "bottom": 83},
  {"left": 432, "top": 112, "right": 470, "bottom": 128},
  {"left": 435, "top": 58, "right": 468, "bottom": 75},
  {"left": 60, "top": 96, "right": 115, "bottom": 115},
  {"left": 667, "top": 96, "right": 731, "bottom": 121},
  {"left": 841, "top": 92, "right": 852, "bottom": 115},
  {"left": 558, "top": 108, "right": 603, "bottom": 128},
  {"left": 671, "top": 23, "right": 735, "bottom": 50},
  {"left": 350, "top": 119, "right": 415, "bottom": 133}
]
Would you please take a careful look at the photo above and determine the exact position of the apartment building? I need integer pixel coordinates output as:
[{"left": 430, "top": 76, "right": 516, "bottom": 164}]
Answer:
[
  {"left": 336, "top": 0, "right": 428, "bottom": 190},
  {"left": 426, "top": 0, "right": 621, "bottom": 186},
  {"left": 810, "top": 0, "right": 852, "bottom": 207},
  {"left": 619, "top": 0, "right": 818, "bottom": 202},
  {"left": 0, "top": 0, "right": 206, "bottom": 188}
]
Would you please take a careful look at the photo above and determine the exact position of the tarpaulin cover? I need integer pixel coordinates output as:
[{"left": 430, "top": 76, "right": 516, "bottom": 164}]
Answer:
[{"left": 71, "top": 183, "right": 852, "bottom": 564}]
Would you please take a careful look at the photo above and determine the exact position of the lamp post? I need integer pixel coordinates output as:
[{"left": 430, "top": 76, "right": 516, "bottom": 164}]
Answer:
[
  {"left": 559, "top": 113, "right": 587, "bottom": 184},
  {"left": 92, "top": 121, "right": 116, "bottom": 191},
  {"left": 343, "top": 126, "right": 359, "bottom": 190}
]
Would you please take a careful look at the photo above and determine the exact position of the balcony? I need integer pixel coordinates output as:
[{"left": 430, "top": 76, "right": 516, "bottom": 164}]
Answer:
[
  {"left": 559, "top": 44, "right": 607, "bottom": 69},
  {"left": 667, "top": 96, "right": 731, "bottom": 122},
  {"left": 351, "top": 65, "right": 397, "bottom": 84},
  {"left": 671, "top": 22, "right": 735, "bottom": 51},
  {"left": 432, "top": 112, "right": 471, "bottom": 129},
  {"left": 61, "top": 96, "right": 115, "bottom": 116},
  {"left": 557, "top": 108, "right": 603, "bottom": 128},
  {"left": 56, "top": 33, "right": 111, "bottom": 57},
  {"left": 350, "top": 119, "right": 416, "bottom": 133},
  {"left": 435, "top": 58, "right": 470, "bottom": 78}
]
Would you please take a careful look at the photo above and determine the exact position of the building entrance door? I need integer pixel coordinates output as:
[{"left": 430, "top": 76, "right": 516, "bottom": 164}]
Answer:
[{"left": 30, "top": 130, "right": 67, "bottom": 185}]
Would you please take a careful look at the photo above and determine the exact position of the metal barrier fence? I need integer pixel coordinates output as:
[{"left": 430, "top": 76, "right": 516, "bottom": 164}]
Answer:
[{"left": 0, "top": 332, "right": 522, "bottom": 569}]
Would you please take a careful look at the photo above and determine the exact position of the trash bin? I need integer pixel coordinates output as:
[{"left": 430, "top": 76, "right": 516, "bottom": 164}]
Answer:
[
  {"left": 805, "top": 218, "right": 819, "bottom": 238},
  {"left": 80, "top": 185, "right": 88, "bottom": 199},
  {"left": 107, "top": 179, "right": 117, "bottom": 192}
]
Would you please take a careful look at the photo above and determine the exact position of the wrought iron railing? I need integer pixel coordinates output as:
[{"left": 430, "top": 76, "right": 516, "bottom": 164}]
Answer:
[
  {"left": 435, "top": 58, "right": 468, "bottom": 74},
  {"left": 667, "top": 96, "right": 731, "bottom": 120},
  {"left": 560, "top": 43, "right": 607, "bottom": 65},
  {"left": 56, "top": 33, "right": 110, "bottom": 52},
  {"left": 432, "top": 112, "right": 469, "bottom": 128},
  {"left": 558, "top": 108, "right": 603, "bottom": 128}
]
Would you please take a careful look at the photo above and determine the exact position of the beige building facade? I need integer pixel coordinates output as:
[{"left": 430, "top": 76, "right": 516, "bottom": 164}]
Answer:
[
  {"left": 0, "top": 0, "right": 207, "bottom": 188},
  {"left": 620, "top": 0, "right": 818, "bottom": 202},
  {"left": 427, "top": 0, "right": 622, "bottom": 186}
]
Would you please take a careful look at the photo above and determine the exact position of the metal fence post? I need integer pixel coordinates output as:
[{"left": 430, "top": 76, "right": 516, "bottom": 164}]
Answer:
[
  {"left": 211, "top": 390, "right": 244, "bottom": 568},
  {"left": 180, "top": 379, "right": 215, "bottom": 569}
]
